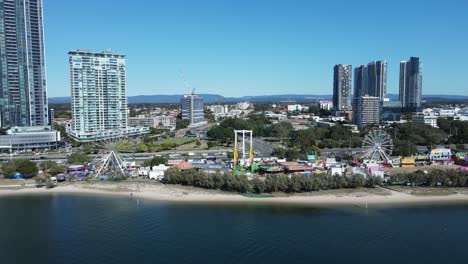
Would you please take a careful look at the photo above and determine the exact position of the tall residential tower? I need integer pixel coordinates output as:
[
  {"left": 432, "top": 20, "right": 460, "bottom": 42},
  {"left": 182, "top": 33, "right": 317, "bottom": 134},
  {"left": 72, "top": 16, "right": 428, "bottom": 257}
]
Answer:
[
  {"left": 366, "top": 60, "right": 387, "bottom": 102},
  {"left": 68, "top": 50, "right": 148, "bottom": 141},
  {"left": 333, "top": 64, "right": 352, "bottom": 113},
  {"left": 353, "top": 61, "right": 387, "bottom": 102},
  {"left": 353, "top": 65, "right": 368, "bottom": 99},
  {"left": 400, "top": 57, "right": 423, "bottom": 112},
  {"left": 0, "top": 0, "right": 48, "bottom": 127}
]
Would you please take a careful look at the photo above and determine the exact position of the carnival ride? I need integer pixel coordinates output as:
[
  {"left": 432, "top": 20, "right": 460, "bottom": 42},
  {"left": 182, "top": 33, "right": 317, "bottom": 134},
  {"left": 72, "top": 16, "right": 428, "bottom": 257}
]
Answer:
[
  {"left": 232, "top": 130, "right": 257, "bottom": 173},
  {"left": 92, "top": 131, "right": 130, "bottom": 179},
  {"left": 361, "top": 129, "right": 394, "bottom": 164}
]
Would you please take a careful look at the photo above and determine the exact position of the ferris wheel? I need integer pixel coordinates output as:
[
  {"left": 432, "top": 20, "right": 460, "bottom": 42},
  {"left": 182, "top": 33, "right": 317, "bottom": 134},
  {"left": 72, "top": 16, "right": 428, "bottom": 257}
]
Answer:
[
  {"left": 92, "top": 130, "right": 129, "bottom": 178},
  {"left": 361, "top": 129, "right": 393, "bottom": 163}
]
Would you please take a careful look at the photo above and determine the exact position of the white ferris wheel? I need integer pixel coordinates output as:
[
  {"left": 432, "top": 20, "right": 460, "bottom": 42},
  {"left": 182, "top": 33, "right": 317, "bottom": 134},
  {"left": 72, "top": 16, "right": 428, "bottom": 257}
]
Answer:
[
  {"left": 361, "top": 129, "right": 393, "bottom": 163},
  {"left": 92, "top": 130, "right": 129, "bottom": 178}
]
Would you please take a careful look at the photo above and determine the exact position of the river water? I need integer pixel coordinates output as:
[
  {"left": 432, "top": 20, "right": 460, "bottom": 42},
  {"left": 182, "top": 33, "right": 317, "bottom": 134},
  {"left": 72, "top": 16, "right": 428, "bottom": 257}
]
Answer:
[{"left": 1, "top": 194, "right": 468, "bottom": 264}]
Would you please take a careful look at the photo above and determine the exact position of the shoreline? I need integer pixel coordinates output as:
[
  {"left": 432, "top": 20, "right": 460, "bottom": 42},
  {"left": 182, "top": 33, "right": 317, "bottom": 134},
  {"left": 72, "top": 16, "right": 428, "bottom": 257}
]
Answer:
[{"left": 3, "top": 183, "right": 468, "bottom": 206}]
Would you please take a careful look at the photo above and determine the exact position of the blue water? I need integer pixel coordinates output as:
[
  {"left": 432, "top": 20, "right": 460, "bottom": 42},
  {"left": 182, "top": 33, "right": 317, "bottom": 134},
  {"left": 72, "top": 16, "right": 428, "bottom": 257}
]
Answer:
[{"left": 1, "top": 194, "right": 468, "bottom": 264}]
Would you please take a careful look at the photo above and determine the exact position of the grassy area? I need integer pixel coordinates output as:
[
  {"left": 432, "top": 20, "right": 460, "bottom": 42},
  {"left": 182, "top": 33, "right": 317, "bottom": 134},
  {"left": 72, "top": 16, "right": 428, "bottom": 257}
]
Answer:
[
  {"left": 0, "top": 179, "right": 36, "bottom": 186},
  {"left": 153, "top": 137, "right": 196, "bottom": 146},
  {"left": 113, "top": 137, "right": 197, "bottom": 152},
  {"left": 382, "top": 164, "right": 462, "bottom": 175}
]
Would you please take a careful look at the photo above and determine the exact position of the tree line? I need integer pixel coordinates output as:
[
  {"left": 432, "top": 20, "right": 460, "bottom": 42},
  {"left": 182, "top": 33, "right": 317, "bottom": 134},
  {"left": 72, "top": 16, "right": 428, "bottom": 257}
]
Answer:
[
  {"left": 437, "top": 119, "right": 468, "bottom": 145},
  {"left": 1, "top": 160, "right": 66, "bottom": 178},
  {"left": 162, "top": 168, "right": 382, "bottom": 194},
  {"left": 388, "top": 169, "right": 468, "bottom": 187}
]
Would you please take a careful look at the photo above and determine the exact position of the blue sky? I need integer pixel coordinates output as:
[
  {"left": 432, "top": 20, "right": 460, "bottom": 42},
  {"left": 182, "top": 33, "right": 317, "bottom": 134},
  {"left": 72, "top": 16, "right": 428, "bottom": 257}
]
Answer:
[{"left": 43, "top": 0, "right": 468, "bottom": 97}]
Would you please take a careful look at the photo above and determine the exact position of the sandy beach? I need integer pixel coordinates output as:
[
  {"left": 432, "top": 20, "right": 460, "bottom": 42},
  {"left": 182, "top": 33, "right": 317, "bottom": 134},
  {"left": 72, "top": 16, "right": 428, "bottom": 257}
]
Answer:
[{"left": 3, "top": 181, "right": 468, "bottom": 206}]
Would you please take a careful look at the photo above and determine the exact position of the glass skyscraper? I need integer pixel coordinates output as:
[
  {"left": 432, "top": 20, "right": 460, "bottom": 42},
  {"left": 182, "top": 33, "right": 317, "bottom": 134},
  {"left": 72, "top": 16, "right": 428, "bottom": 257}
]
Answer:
[
  {"left": 353, "top": 65, "right": 368, "bottom": 99},
  {"left": 400, "top": 57, "right": 423, "bottom": 112},
  {"left": 181, "top": 94, "right": 205, "bottom": 126},
  {"left": 366, "top": 60, "right": 387, "bottom": 102},
  {"left": 353, "top": 61, "right": 387, "bottom": 101},
  {"left": 333, "top": 64, "right": 352, "bottom": 112},
  {"left": 0, "top": 0, "right": 48, "bottom": 127}
]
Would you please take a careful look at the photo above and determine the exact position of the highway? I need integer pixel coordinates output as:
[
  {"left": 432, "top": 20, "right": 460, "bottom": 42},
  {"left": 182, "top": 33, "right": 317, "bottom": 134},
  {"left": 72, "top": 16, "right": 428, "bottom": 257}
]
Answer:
[{"left": 0, "top": 148, "right": 233, "bottom": 162}]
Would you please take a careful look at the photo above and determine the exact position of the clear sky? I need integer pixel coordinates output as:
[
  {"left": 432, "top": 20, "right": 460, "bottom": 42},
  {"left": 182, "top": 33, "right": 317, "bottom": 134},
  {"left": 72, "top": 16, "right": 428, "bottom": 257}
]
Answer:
[{"left": 43, "top": 0, "right": 468, "bottom": 97}]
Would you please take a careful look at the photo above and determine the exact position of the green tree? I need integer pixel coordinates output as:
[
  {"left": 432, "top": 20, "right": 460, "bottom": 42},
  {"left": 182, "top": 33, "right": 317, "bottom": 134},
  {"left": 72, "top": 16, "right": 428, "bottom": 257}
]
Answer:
[
  {"left": 207, "top": 125, "right": 233, "bottom": 145},
  {"left": 82, "top": 144, "right": 93, "bottom": 154},
  {"left": 143, "top": 156, "right": 167, "bottom": 167},
  {"left": 1, "top": 159, "right": 38, "bottom": 177},
  {"left": 290, "top": 129, "right": 317, "bottom": 150},
  {"left": 252, "top": 178, "right": 266, "bottom": 194},
  {"left": 40, "top": 161, "right": 66, "bottom": 176},
  {"left": 207, "top": 141, "right": 216, "bottom": 149},
  {"left": 135, "top": 143, "right": 149, "bottom": 153},
  {"left": 350, "top": 174, "right": 366, "bottom": 188},
  {"left": 271, "top": 121, "right": 293, "bottom": 143},
  {"left": 68, "top": 152, "right": 90, "bottom": 164},
  {"left": 176, "top": 119, "right": 190, "bottom": 130}
]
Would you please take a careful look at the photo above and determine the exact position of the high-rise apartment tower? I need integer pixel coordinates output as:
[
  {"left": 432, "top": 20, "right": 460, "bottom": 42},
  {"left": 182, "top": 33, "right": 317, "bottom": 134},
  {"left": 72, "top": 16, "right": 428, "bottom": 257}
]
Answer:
[
  {"left": 333, "top": 64, "right": 352, "bottom": 112},
  {"left": 69, "top": 50, "right": 128, "bottom": 141},
  {"left": 353, "top": 61, "right": 387, "bottom": 102},
  {"left": 0, "top": 0, "right": 48, "bottom": 127},
  {"left": 400, "top": 57, "right": 423, "bottom": 112}
]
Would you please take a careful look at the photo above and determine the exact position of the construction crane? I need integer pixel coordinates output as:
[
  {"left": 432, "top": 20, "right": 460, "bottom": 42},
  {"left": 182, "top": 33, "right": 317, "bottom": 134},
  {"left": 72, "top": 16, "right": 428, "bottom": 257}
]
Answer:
[{"left": 179, "top": 69, "right": 195, "bottom": 95}]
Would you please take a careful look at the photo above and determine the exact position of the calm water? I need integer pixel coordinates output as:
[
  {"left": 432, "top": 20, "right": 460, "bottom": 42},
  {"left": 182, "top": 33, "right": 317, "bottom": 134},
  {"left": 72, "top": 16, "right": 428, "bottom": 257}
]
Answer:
[{"left": 1, "top": 194, "right": 468, "bottom": 264}]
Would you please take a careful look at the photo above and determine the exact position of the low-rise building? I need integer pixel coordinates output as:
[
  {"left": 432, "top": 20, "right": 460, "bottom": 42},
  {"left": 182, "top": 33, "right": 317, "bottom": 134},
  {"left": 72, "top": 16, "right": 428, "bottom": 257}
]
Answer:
[
  {"left": 128, "top": 115, "right": 176, "bottom": 130},
  {"left": 207, "top": 105, "right": 229, "bottom": 114},
  {"left": 430, "top": 147, "right": 452, "bottom": 165},
  {"left": 316, "top": 121, "right": 336, "bottom": 128},
  {"left": 412, "top": 113, "right": 438, "bottom": 128},
  {"left": 67, "top": 126, "right": 150, "bottom": 142},
  {"left": 236, "top": 102, "right": 251, "bottom": 110},
  {"left": 318, "top": 100, "right": 333, "bottom": 111},
  {"left": 287, "top": 104, "right": 303, "bottom": 112},
  {"left": 0, "top": 126, "right": 61, "bottom": 151}
]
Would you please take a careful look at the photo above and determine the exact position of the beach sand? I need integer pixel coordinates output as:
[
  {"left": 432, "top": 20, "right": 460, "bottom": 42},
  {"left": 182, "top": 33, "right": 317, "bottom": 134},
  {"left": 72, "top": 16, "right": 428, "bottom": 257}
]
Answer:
[{"left": 2, "top": 181, "right": 468, "bottom": 206}]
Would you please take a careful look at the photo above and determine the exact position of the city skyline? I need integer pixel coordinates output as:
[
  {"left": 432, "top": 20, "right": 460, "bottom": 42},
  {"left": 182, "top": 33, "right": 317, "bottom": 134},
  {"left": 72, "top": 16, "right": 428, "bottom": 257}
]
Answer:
[{"left": 42, "top": 0, "right": 467, "bottom": 97}]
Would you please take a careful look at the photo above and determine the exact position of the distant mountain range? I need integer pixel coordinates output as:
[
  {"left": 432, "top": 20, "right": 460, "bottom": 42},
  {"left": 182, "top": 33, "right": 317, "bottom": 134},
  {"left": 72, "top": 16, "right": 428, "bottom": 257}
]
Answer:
[{"left": 48, "top": 93, "right": 468, "bottom": 104}]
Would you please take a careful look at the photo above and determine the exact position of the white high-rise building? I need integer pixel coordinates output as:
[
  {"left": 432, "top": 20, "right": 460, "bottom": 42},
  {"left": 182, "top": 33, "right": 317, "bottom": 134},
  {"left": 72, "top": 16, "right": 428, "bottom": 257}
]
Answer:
[
  {"left": 68, "top": 50, "right": 148, "bottom": 141},
  {"left": 353, "top": 95, "right": 380, "bottom": 128}
]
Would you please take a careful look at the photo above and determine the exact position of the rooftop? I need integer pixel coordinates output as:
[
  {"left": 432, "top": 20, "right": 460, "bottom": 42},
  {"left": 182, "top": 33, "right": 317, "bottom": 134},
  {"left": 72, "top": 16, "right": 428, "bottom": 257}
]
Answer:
[{"left": 69, "top": 50, "right": 126, "bottom": 58}]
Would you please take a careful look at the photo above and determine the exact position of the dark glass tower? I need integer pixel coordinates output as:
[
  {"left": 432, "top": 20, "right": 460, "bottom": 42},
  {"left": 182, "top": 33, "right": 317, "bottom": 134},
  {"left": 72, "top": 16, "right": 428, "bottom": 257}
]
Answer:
[
  {"left": 354, "top": 65, "right": 368, "bottom": 99},
  {"left": 353, "top": 61, "right": 387, "bottom": 101},
  {"left": 0, "top": 0, "right": 48, "bottom": 127},
  {"left": 366, "top": 60, "right": 387, "bottom": 102},
  {"left": 400, "top": 57, "right": 423, "bottom": 112}
]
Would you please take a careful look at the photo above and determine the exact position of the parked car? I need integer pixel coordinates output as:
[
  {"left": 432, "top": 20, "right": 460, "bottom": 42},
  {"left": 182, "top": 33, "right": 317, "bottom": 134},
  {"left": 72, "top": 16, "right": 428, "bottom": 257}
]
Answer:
[{"left": 56, "top": 174, "right": 66, "bottom": 182}]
